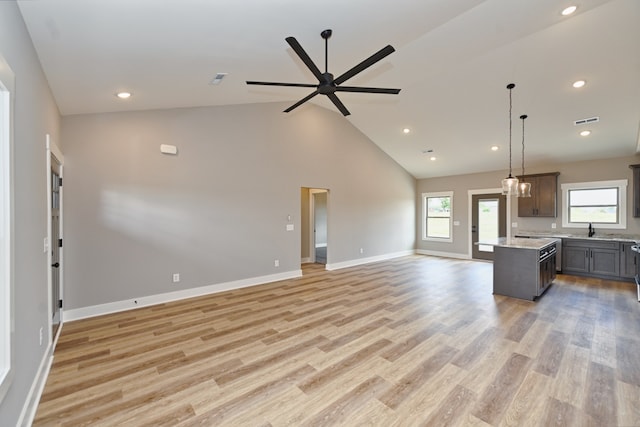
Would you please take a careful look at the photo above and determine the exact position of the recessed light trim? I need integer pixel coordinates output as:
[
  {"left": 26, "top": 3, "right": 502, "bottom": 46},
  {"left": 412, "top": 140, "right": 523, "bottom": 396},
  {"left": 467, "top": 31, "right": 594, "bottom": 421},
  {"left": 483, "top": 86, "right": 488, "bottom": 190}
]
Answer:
[
  {"left": 572, "top": 80, "right": 586, "bottom": 88},
  {"left": 402, "top": 128, "right": 410, "bottom": 134},
  {"left": 580, "top": 130, "right": 591, "bottom": 136},
  {"left": 116, "top": 92, "right": 132, "bottom": 99},
  {"left": 561, "top": 5, "right": 577, "bottom": 16},
  {"left": 491, "top": 145, "right": 499, "bottom": 151}
]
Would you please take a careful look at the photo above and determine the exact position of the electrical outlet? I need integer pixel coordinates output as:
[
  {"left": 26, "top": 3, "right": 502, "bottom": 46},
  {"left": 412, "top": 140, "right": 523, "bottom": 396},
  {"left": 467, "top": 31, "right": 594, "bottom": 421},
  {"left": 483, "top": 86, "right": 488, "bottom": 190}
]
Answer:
[
  {"left": 551, "top": 223, "right": 557, "bottom": 229},
  {"left": 39, "top": 327, "right": 43, "bottom": 346},
  {"left": 360, "top": 248, "right": 364, "bottom": 254},
  {"left": 274, "top": 259, "right": 279, "bottom": 267},
  {"left": 512, "top": 222, "right": 518, "bottom": 228},
  {"left": 172, "top": 273, "right": 180, "bottom": 283}
]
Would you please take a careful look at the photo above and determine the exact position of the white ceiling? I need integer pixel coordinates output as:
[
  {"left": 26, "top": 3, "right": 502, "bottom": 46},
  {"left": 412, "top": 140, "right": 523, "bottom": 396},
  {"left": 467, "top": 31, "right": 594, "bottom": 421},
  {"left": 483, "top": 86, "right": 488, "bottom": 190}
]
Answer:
[{"left": 16, "top": 0, "right": 640, "bottom": 179}]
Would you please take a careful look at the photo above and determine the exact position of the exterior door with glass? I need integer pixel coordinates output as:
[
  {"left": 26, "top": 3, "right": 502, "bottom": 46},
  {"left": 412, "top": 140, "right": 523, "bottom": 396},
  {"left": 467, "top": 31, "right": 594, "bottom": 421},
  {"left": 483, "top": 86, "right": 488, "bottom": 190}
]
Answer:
[{"left": 471, "top": 193, "right": 506, "bottom": 261}]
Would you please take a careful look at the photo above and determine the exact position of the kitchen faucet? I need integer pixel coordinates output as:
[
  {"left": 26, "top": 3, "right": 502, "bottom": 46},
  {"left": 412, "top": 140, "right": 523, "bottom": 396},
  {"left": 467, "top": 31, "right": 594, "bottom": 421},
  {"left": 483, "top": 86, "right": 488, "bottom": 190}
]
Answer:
[{"left": 588, "top": 223, "right": 595, "bottom": 237}]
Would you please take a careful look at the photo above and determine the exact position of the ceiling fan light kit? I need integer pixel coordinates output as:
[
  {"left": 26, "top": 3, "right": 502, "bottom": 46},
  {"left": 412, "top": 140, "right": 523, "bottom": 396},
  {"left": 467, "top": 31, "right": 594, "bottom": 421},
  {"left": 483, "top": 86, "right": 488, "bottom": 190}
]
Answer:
[{"left": 246, "top": 29, "right": 401, "bottom": 116}]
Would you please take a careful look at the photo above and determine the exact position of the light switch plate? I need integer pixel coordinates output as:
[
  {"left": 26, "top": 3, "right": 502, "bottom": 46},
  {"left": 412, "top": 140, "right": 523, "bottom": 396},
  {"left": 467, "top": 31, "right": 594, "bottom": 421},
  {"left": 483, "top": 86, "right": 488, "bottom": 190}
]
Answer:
[{"left": 286, "top": 224, "right": 294, "bottom": 231}]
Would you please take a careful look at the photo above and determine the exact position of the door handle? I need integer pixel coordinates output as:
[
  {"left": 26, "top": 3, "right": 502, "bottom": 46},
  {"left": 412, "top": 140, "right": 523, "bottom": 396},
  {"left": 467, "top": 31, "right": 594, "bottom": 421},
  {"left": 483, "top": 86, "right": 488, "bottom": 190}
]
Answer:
[
  {"left": 471, "top": 226, "right": 477, "bottom": 232},
  {"left": 52, "top": 262, "right": 60, "bottom": 268}
]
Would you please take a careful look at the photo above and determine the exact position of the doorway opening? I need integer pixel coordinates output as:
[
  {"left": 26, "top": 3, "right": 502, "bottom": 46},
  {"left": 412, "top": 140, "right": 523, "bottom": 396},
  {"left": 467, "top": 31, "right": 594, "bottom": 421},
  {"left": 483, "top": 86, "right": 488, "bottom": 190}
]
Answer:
[
  {"left": 300, "top": 187, "right": 329, "bottom": 269},
  {"left": 471, "top": 192, "right": 506, "bottom": 261}
]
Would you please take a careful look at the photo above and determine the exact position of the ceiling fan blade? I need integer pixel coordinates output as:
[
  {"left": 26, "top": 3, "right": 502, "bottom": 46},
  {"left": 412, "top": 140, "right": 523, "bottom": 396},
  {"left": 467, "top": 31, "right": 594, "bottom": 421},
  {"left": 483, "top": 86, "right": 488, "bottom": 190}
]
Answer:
[
  {"left": 285, "top": 37, "right": 324, "bottom": 81},
  {"left": 327, "top": 93, "right": 351, "bottom": 116},
  {"left": 247, "top": 81, "right": 318, "bottom": 88},
  {"left": 333, "top": 45, "right": 395, "bottom": 86},
  {"left": 284, "top": 91, "right": 320, "bottom": 113},
  {"left": 335, "top": 86, "right": 401, "bottom": 94}
]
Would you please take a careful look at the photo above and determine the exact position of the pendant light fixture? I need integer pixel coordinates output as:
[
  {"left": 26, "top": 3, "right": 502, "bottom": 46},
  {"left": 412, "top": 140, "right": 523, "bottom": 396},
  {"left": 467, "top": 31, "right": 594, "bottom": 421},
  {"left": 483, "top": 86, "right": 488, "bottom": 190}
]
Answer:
[
  {"left": 517, "top": 114, "right": 532, "bottom": 198},
  {"left": 501, "top": 83, "right": 519, "bottom": 196}
]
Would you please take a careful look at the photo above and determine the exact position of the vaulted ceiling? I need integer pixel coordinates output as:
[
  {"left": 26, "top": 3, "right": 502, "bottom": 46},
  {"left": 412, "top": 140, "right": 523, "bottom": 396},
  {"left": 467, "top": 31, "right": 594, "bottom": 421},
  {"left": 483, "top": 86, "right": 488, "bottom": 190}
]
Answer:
[{"left": 17, "top": 0, "right": 640, "bottom": 179}]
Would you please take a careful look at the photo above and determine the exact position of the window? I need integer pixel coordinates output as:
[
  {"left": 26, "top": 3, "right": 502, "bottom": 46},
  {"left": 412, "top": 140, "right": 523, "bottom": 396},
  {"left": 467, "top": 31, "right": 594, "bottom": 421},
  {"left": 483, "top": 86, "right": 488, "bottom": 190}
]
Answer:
[
  {"left": 423, "top": 191, "right": 453, "bottom": 242},
  {"left": 0, "top": 54, "right": 14, "bottom": 402},
  {"left": 561, "top": 180, "right": 627, "bottom": 229}
]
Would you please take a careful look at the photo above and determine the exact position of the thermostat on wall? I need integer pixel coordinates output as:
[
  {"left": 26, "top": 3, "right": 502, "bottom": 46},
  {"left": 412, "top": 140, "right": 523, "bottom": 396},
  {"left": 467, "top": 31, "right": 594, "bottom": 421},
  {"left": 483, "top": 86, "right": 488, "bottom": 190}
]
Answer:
[{"left": 160, "top": 144, "right": 178, "bottom": 155}]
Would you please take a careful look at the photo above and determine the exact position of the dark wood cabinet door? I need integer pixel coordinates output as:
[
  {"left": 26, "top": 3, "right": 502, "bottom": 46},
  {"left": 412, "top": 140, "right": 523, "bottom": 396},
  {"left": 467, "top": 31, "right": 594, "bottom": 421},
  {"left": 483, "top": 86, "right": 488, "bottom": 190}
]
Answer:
[
  {"left": 517, "top": 172, "right": 558, "bottom": 217},
  {"left": 535, "top": 174, "right": 557, "bottom": 217},
  {"left": 631, "top": 165, "right": 640, "bottom": 218}
]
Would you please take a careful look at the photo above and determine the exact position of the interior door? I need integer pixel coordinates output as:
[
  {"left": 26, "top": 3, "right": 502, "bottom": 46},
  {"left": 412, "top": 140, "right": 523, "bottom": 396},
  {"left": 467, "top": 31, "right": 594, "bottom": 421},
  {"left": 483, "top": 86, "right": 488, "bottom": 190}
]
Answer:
[
  {"left": 471, "top": 193, "right": 506, "bottom": 261},
  {"left": 50, "top": 157, "right": 61, "bottom": 337}
]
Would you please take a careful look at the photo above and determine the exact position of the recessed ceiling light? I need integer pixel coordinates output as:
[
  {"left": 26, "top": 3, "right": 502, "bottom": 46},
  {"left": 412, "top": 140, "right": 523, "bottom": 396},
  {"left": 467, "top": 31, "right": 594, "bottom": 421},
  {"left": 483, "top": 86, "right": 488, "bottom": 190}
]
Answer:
[
  {"left": 430, "top": 156, "right": 437, "bottom": 161},
  {"left": 561, "top": 5, "right": 577, "bottom": 16},
  {"left": 580, "top": 130, "right": 591, "bottom": 136},
  {"left": 491, "top": 145, "right": 499, "bottom": 151},
  {"left": 572, "top": 80, "right": 586, "bottom": 88},
  {"left": 403, "top": 128, "right": 411, "bottom": 134},
  {"left": 116, "top": 92, "right": 132, "bottom": 99}
]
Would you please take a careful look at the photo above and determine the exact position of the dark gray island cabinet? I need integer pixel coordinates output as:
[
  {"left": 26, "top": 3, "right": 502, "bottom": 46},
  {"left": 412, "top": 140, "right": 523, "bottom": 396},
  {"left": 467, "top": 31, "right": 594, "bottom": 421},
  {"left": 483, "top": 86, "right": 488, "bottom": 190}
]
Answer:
[{"left": 484, "top": 237, "right": 558, "bottom": 301}]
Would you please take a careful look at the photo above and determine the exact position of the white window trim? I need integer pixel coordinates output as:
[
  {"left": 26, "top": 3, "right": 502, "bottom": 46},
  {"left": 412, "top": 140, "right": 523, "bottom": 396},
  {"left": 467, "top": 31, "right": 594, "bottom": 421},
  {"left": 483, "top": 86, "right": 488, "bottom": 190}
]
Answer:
[
  {"left": 422, "top": 191, "right": 453, "bottom": 243},
  {"left": 561, "top": 180, "right": 627, "bottom": 229},
  {"left": 0, "top": 53, "right": 15, "bottom": 403}
]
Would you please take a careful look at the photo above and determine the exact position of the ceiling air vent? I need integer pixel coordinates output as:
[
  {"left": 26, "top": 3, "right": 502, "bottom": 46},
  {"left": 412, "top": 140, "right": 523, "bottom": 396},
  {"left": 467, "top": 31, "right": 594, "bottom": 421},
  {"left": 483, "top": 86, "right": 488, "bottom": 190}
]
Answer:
[
  {"left": 209, "top": 73, "right": 228, "bottom": 85},
  {"left": 574, "top": 116, "right": 599, "bottom": 126}
]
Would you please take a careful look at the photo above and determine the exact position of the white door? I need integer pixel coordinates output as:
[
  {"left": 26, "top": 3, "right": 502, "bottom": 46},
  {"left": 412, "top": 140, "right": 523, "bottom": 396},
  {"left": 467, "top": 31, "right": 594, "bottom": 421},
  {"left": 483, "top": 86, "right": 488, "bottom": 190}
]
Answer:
[{"left": 47, "top": 135, "right": 64, "bottom": 340}]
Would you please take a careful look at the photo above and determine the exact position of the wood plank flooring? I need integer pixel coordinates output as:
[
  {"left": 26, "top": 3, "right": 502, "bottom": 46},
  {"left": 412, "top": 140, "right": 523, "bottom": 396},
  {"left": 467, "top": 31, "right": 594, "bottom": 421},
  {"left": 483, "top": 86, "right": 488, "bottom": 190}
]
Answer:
[{"left": 33, "top": 255, "right": 640, "bottom": 426}]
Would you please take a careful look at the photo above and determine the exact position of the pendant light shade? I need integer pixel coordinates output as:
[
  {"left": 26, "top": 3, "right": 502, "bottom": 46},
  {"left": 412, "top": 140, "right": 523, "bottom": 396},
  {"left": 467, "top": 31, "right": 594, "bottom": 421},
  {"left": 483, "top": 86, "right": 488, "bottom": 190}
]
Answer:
[
  {"left": 502, "top": 83, "right": 518, "bottom": 196},
  {"left": 517, "top": 114, "right": 532, "bottom": 198}
]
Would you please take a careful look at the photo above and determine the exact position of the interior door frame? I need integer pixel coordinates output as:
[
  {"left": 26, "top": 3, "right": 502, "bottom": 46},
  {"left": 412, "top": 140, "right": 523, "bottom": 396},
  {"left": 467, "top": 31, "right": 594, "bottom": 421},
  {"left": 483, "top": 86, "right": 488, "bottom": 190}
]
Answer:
[
  {"left": 468, "top": 187, "right": 512, "bottom": 258},
  {"left": 46, "top": 134, "right": 64, "bottom": 347},
  {"left": 308, "top": 188, "right": 328, "bottom": 265}
]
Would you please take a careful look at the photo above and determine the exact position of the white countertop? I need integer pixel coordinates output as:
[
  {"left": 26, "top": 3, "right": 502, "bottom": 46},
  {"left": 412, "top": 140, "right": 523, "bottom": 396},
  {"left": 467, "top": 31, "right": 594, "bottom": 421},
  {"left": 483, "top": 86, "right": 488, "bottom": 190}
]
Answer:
[
  {"left": 515, "top": 231, "right": 639, "bottom": 243},
  {"left": 479, "top": 237, "right": 559, "bottom": 250}
]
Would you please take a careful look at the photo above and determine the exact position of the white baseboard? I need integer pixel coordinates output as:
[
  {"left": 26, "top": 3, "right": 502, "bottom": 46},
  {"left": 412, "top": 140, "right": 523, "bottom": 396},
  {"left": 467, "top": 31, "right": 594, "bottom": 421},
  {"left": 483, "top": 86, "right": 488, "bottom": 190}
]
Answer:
[
  {"left": 415, "top": 249, "right": 471, "bottom": 260},
  {"left": 17, "top": 344, "right": 54, "bottom": 427},
  {"left": 326, "top": 250, "right": 415, "bottom": 271},
  {"left": 301, "top": 257, "right": 311, "bottom": 264},
  {"left": 64, "top": 269, "right": 302, "bottom": 322}
]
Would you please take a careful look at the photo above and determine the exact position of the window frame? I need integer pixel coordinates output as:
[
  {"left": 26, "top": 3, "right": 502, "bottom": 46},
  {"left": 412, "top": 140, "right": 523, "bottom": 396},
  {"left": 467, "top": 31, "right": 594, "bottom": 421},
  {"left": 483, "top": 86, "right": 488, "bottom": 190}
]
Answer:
[
  {"left": 0, "top": 53, "right": 15, "bottom": 403},
  {"left": 422, "top": 191, "right": 453, "bottom": 242},
  {"left": 561, "top": 180, "right": 627, "bottom": 229}
]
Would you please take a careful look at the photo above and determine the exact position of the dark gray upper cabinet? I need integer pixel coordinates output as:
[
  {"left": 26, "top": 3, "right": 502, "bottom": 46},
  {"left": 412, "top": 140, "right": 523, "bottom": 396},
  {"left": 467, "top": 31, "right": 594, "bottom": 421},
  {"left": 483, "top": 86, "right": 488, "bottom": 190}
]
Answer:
[
  {"left": 629, "top": 164, "right": 640, "bottom": 217},
  {"left": 517, "top": 172, "right": 559, "bottom": 217}
]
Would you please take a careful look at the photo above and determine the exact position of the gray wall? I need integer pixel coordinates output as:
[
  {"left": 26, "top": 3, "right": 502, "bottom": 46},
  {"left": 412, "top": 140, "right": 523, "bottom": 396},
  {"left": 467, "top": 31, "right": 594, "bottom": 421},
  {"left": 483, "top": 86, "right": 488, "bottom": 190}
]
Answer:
[
  {"left": 62, "top": 103, "right": 416, "bottom": 310},
  {"left": 417, "top": 154, "right": 640, "bottom": 257},
  {"left": 0, "top": 1, "right": 61, "bottom": 425}
]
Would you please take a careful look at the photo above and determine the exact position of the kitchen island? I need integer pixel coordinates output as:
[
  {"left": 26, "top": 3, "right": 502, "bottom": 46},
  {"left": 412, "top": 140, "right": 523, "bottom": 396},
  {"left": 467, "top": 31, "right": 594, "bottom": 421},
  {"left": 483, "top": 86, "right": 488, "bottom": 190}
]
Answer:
[{"left": 482, "top": 237, "right": 559, "bottom": 301}]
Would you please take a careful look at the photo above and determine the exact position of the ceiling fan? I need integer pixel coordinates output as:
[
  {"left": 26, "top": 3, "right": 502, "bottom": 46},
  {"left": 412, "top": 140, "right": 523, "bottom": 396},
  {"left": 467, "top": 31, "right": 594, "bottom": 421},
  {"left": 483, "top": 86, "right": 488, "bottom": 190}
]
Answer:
[{"left": 246, "top": 29, "right": 401, "bottom": 116}]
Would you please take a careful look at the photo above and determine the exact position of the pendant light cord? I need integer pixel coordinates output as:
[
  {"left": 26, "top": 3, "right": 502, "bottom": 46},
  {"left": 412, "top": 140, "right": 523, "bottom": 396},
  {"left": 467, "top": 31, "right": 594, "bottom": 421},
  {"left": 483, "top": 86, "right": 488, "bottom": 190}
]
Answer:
[
  {"left": 508, "top": 84, "right": 514, "bottom": 177},
  {"left": 521, "top": 114, "right": 526, "bottom": 177}
]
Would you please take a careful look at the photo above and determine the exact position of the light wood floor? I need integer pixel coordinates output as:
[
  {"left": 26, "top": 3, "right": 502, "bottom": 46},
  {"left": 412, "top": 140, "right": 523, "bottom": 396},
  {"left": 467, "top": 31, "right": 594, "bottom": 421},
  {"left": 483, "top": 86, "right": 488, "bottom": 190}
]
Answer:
[{"left": 34, "top": 255, "right": 640, "bottom": 426}]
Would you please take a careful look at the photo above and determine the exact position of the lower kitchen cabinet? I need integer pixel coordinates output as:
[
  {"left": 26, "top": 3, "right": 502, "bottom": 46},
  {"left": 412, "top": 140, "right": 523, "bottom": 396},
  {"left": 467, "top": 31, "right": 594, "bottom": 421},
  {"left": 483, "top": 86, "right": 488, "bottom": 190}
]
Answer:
[
  {"left": 562, "top": 239, "right": 620, "bottom": 278},
  {"left": 620, "top": 242, "right": 637, "bottom": 279}
]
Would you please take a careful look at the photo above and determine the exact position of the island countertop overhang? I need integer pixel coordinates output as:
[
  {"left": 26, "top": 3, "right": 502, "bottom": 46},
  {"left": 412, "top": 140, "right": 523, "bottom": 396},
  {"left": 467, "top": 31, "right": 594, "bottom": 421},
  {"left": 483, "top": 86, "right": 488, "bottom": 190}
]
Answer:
[{"left": 478, "top": 237, "right": 560, "bottom": 250}]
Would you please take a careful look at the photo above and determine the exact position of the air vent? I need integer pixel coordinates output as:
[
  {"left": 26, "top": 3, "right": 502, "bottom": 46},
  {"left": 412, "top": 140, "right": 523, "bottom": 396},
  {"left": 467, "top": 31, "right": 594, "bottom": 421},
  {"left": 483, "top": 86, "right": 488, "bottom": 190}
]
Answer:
[
  {"left": 209, "top": 73, "right": 228, "bottom": 85},
  {"left": 574, "top": 116, "right": 599, "bottom": 126}
]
